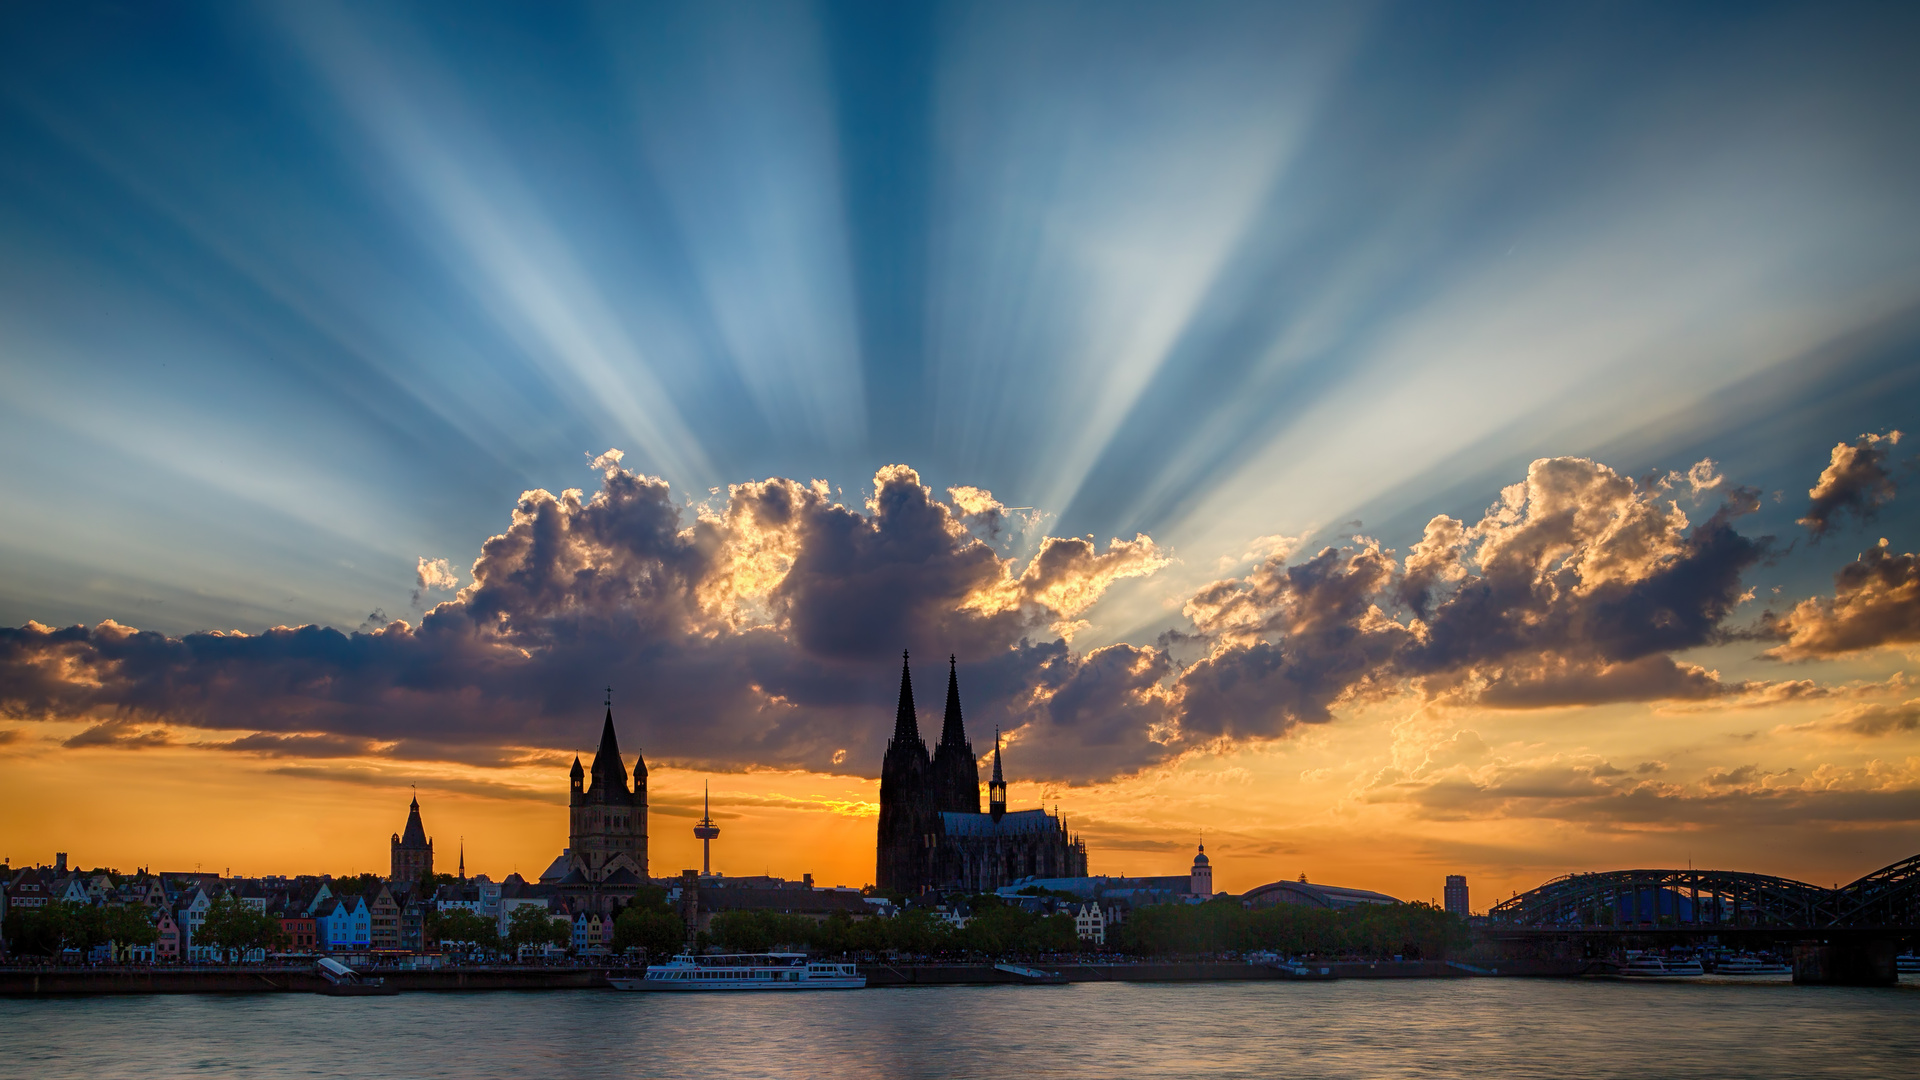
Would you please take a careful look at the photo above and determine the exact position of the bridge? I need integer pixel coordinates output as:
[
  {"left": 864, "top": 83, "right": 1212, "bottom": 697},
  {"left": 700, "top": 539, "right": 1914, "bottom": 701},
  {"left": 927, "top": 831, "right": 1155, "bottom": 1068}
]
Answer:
[{"left": 1483, "top": 851, "right": 1920, "bottom": 985}]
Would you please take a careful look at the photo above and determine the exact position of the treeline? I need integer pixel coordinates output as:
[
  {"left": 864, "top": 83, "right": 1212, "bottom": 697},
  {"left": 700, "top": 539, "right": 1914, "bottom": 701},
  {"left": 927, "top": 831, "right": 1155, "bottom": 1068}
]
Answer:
[
  {"left": 1115, "top": 899, "right": 1469, "bottom": 959},
  {"left": 2, "top": 895, "right": 287, "bottom": 960},
  {"left": 4, "top": 901, "right": 158, "bottom": 958},
  {"left": 690, "top": 898, "right": 1466, "bottom": 961},
  {"left": 701, "top": 903, "right": 1079, "bottom": 958}
]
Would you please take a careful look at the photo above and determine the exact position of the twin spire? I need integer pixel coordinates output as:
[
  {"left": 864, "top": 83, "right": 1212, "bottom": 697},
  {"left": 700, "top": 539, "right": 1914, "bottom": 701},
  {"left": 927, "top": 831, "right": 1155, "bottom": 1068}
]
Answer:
[{"left": 893, "top": 650, "right": 972, "bottom": 750}]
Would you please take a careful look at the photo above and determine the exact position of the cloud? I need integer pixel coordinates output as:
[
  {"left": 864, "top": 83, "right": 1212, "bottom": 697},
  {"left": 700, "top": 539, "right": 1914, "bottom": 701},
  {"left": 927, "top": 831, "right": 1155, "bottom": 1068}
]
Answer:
[
  {"left": 63, "top": 720, "right": 175, "bottom": 750},
  {"left": 1366, "top": 749, "right": 1920, "bottom": 831},
  {"left": 0, "top": 452, "right": 1887, "bottom": 785},
  {"left": 411, "top": 557, "right": 459, "bottom": 605},
  {"left": 1799, "top": 431, "right": 1902, "bottom": 539},
  {"left": 1823, "top": 699, "right": 1920, "bottom": 738},
  {"left": 0, "top": 728, "right": 25, "bottom": 746},
  {"left": 0, "top": 461, "right": 1170, "bottom": 782},
  {"left": 1765, "top": 540, "right": 1920, "bottom": 658}
]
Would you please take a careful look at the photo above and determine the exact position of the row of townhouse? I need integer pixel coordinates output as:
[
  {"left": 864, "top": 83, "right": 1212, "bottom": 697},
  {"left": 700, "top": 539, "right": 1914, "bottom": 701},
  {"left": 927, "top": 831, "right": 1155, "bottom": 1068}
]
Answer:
[{"left": 4, "top": 859, "right": 665, "bottom": 962}]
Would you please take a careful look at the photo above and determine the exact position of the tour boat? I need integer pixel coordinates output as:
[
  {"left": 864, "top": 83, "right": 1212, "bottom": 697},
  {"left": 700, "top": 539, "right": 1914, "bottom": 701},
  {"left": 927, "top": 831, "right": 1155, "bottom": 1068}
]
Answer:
[
  {"left": 1714, "top": 954, "right": 1790, "bottom": 976},
  {"left": 610, "top": 952, "right": 866, "bottom": 991},
  {"left": 1620, "top": 955, "right": 1701, "bottom": 978},
  {"left": 1897, "top": 954, "right": 1920, "bottom": 975}
]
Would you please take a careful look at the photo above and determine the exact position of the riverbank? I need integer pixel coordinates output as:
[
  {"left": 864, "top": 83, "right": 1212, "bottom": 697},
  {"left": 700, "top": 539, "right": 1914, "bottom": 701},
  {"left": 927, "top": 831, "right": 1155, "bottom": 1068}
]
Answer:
[{"left": 0, "top": 958, "right": 1612, "bottom": 995}]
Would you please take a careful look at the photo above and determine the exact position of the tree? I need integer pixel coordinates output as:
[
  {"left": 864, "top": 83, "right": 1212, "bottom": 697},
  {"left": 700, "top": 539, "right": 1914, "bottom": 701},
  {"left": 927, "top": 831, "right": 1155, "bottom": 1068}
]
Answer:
[
  {"left": 505, "top": 905, "right": 569, "bottom": 955},
  {"left": 3, "top": 901, "right": 98, "bottom": 957},
  {"left": 435, "top": 908, "right": 499, "bottom": 952},
  {"left": 611, "top": 899, "right": 688, "bottom": 959},
  {"left": 198, "top": 895, "right": 287, "bottom": 962},
  {"left": 101, "top": 905, "right": 159, "bottom": 960}
]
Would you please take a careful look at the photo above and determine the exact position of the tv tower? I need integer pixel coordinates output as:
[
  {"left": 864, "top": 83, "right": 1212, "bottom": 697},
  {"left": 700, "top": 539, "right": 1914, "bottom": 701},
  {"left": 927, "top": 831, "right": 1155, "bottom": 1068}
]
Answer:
[{"left": 693, "top": 781, "right": 720, "bottom": 876}]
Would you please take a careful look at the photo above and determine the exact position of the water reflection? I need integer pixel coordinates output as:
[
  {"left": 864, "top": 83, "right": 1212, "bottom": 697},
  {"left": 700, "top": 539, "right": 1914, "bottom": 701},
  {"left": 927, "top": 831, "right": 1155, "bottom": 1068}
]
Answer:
[{"left": 4, "top": 979, "right": 1917, "bottom": 1079}]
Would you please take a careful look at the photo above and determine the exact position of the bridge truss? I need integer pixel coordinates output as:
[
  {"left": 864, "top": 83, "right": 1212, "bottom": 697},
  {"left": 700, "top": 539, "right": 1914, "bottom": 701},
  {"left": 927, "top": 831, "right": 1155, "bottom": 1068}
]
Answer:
[{"left": 1487, "top": 868, "right": 1828, "bottom": 929}]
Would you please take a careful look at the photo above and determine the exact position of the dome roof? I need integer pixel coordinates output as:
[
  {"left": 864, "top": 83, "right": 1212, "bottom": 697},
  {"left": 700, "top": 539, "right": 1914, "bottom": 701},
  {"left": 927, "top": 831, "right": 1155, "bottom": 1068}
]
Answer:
[{"left": 1192, "top": 843, "right": 1210, "bottom": 867}]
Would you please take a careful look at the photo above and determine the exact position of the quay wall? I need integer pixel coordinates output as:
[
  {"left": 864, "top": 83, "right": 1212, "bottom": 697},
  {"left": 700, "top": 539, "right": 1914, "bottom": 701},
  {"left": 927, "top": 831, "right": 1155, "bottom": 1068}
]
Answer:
[
  {"left": 2, "top": 959, "right": 1600, "bottom": 996},
  {"left": 0, "top": 967, "right": 613, "bottom": 996}
]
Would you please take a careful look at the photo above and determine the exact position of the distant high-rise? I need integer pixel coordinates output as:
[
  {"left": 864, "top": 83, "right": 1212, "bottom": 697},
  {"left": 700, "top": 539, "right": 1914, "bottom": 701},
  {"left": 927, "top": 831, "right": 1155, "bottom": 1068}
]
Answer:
[{"left": 1444, "top": 874, "right": 1469, "bottom": 916}]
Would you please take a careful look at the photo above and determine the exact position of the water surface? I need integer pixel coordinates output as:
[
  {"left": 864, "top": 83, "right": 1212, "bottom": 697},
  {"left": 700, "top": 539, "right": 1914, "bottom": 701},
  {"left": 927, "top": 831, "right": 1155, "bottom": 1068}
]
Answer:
[{"left": 4, "top": 979, "right": 1917, "bottom": 1079}]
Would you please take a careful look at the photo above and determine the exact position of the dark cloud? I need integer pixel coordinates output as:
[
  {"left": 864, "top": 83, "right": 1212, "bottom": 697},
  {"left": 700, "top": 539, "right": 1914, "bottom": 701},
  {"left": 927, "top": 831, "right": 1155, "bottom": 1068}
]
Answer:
[
  {"left": 63, "top": 720, "right": 174, "bottom": 750},
  {"left": 0, "top": 728, "right": 25, "bottom": 746},
  {"left": 0, "top": 453, "right": 1885, "bottom": 785},
  {"left": 1799, "top": 431, "right": 1902, "bottom": 539},
  {"left": 1371, "top": 756, "right": 1920, "bottom": 831},
  {"left": 1765, "top": 539, "right": 1920, "bottom": 658},
  {"left": 219, "top": 732, "right": 388, "bottom": 758},
  {"left": 0, "top": 463, "right": 1163, "bottom": 782}
]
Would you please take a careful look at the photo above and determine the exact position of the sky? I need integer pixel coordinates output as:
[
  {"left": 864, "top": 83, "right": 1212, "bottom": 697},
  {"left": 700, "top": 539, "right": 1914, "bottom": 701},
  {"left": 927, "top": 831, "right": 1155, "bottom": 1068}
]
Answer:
[{"left": 2, "top": 0, "right": 1918, "bottom": 906}]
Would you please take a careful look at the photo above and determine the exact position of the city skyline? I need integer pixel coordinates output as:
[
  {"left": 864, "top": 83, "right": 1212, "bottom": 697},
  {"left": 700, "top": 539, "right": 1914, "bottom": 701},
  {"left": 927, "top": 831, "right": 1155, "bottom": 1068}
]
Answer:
[{"left": 4, "top": 1, "right": 1920, "bottom": 905}]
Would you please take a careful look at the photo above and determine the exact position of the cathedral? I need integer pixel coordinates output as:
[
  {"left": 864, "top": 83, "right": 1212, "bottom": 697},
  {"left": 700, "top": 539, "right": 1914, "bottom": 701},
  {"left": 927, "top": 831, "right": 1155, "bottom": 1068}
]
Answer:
[{"left": 876, "top": 653, "right": 1088, "bottom": 895}]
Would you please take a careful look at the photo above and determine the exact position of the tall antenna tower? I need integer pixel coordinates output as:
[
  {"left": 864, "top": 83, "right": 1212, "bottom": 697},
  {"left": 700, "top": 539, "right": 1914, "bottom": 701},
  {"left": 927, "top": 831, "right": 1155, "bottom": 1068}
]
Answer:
[{"left": 693, "top": 781, "right": 720, "bottom": 876}]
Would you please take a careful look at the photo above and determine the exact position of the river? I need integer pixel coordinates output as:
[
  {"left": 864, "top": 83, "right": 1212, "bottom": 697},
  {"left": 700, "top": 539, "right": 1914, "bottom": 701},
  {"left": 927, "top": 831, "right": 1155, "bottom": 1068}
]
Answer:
[{"left": 4, "top": 978, "right": 1917, "bottom": 1079}]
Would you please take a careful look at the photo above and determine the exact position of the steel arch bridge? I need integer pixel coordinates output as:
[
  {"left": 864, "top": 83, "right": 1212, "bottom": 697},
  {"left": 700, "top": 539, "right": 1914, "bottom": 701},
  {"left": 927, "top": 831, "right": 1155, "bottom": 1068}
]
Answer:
[{"left": 1488, "top": 852, "right": 1920, "bottom": 931}]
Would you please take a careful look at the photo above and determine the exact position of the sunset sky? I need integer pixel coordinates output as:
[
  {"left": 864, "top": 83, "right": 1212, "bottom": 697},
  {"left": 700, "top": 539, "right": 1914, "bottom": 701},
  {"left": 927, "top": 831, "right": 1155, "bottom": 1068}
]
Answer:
[{"left": 3, "top": 1, "right": 1918, "bottom": 906}]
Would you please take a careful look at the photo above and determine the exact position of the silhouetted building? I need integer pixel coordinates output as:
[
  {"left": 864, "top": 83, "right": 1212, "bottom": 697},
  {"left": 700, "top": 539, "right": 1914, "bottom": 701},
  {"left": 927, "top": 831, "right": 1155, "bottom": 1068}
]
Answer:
[
  {"left": 566, "top": 704, "right": 649, "bottom": 883},
  {"left": 1191, "top": 843, "right": 1213, "bottom": 898},
  {"left": 1241, "top": 875, "right": 1400, "bottom": 910},
  {"left": 389, "top": 794, "right": 433, "bottom": 883},
  {"left": 876, "top": 653, "right": 1088, "bottom": 895},
  {"left": 1445, "top": 874, "right": 1469, "bottom": 916}
]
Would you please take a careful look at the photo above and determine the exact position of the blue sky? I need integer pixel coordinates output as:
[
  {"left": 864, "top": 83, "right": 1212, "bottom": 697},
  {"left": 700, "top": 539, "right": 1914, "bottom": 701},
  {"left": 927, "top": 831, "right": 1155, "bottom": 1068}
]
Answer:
[
  {"left": 2, "top": 1, "right": 1914, "bottom": 638},
  {"left": 5, "top": 1, "right": 1920, "bottom": 889}
]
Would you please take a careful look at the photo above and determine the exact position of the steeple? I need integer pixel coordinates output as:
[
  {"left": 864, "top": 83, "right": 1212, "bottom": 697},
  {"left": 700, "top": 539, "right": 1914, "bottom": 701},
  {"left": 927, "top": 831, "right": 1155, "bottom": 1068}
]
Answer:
[
  {"left": 989, "top": 729, "right": 1007, "bottom": 820},
  {"left": 939, "top": 655, "right": 967, "bottom": 748},
  {"left": 458, "top": 839, "right": 466, "bottom": 881},
  {"left": 892, "top": 650, "right": 922, "bottom": 747},
  {"left": 588, "top": 705, "right": 629, "bottom": 797},
  {"left": 399, "top": 792, "right": 429, "bottom": 848}
]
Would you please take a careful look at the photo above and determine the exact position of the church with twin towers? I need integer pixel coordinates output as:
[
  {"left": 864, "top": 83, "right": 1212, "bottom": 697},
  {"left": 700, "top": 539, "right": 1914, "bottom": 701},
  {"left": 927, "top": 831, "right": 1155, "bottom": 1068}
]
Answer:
[{"left": 876, "top": 653, "right": 1088, "bottom": 895}]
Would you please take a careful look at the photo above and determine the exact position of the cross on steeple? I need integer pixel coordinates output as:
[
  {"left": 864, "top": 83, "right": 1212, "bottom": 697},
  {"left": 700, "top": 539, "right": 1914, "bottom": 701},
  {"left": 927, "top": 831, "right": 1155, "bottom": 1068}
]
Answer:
[{"left": 605, "top": 685, "right": 612, "bottom": 707}]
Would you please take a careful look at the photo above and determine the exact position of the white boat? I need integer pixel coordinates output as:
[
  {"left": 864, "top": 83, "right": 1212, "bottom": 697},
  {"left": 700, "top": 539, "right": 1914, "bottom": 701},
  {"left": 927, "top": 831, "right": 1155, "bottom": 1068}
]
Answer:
[
  {"left": 1715, "top": 954, "right": 1790, "bottom": 976},
  {"left": 1620, "top": 955, "right": 1701, "bottom": 978},
  {"left": 610, "top": 952, "right": 866, "bottom": 991},
  {"left": 1897, "top": 954, "right": 1920, "bottom": 975}
]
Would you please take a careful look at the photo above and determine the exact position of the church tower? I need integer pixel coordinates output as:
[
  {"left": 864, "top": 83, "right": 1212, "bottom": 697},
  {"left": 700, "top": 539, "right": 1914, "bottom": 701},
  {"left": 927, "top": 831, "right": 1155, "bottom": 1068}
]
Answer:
[
  {"left": 930, "top": 656, "right": 982, "bottom": 814},
  {"left": 876, "top": 652, "right": 936, "bottom": 894},
  {"left": 567, "top": 700, "right": 649, "bottom": 882},
  {"left": 389, "top": 793, "right": 433, "bottom": 883}
]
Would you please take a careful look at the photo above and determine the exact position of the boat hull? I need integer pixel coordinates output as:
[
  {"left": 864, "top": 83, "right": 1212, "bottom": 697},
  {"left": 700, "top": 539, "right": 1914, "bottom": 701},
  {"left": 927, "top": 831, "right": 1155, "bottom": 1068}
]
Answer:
[{"left": 610, "top": 976, "right": 866, "bottom": 991}]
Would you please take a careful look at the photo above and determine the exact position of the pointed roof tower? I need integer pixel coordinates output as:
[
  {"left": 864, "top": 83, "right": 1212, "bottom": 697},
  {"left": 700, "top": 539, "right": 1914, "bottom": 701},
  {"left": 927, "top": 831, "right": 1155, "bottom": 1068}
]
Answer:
[
  {"left": 988, "top": 728, "right": 1007, "bottom": 820},
  {"left": 939, "top": 654, "right": 968, "bottom": 748},
  {"left": 588, "top": 705, "right": 630, "bottom": 798},
  {"left": 892, "top": 650, "right": 923, "bottom": 747},
  {"left": 399, "top": 792, "right": 429, "bottom": 848}
]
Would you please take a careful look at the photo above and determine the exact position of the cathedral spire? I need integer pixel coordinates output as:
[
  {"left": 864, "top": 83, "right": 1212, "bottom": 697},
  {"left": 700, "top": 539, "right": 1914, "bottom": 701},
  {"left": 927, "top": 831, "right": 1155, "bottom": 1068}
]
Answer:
[
  {"left": 892, "top": 650, "right": 922, "bottom": 747},
  {"left": 989, "top": 729, "right": 1007, "bottom": 820},
  {"left": 939, "top": 654, "right": 968, "bottom": 748}
]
